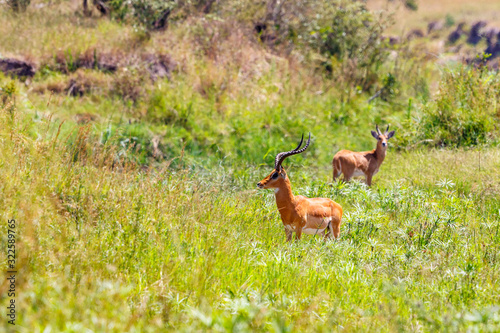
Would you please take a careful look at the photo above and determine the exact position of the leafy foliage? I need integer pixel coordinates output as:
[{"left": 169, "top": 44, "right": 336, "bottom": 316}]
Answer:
[
  {"left": 243, "top": 0, "right": 392, "bottom": 92},
  {"left": 102, "top": 0, "right": 176, "bottom": 30},
  {"left": 6, "top": 0, "right": 30, "bottom": 12},
  {"left": 398, "top": 66, "right": 500, "bottom": 148},
  {"left": 130, "top": 0, "right": 175, "bottom": 30},
  {"left": 313, "top": 1, "right": 391, "bottom": 91}
]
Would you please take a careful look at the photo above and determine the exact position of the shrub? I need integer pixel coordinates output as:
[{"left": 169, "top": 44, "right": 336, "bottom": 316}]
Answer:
[
  {"left": 111, "top": 67, "right": 148, "bottom": 104},
  {"left": 398, "top": 66, "right": 500, "bottom": 148},
  {"left": 249, "top": 0, "right": 392, "bottom": 94},
  {"left": 313, "top": 1, "right": 391, "bottom": 93},
  {"left": 7, "top": 0, "right": 30, "bottom": 12},
  {"left": 402, "top": 0, "right": 418, "bottom": 11},
  {"left": 1, "top": 80, "right": 17, "bottom": 106},
  {"left": 130, "top": 0, "right": 176, "bottom": 30},
  {"left": 96, "top": 0, "right": 177, "bottom": 30}
]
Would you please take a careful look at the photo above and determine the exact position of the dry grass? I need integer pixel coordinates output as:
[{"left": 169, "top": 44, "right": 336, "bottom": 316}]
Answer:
[
  {"left": 368, "top": 0, "right": 500, "bottom": 34},
  {"left": 380, "top": 148, "right": 500, "bottom": 194}
]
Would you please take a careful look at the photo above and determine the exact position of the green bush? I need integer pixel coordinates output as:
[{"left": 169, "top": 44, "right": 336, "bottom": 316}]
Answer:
[
  {"left": 101, "top": 0, "right": 176, "bottom": 30},
  {"left": 7, "top": 0, "right": 30, "bottom": 12},
  {"left": 314, "top": 1, "right": 391, "bottom": 93},
  {"left": 316, "top": 2, "right": 387, "bottom": 62},
  {"left": 131, "top": 0, "right": 176, "bottom": 30},
  {"left": 234, "top": 0, "right": 393, "bottom": 95},
  {"left": 398, "top": 66, "right": 500, "bottom": 148}
]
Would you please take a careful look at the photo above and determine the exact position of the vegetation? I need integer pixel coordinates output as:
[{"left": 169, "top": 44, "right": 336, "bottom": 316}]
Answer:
[
  {"left": 397, "top": 66, "right": 500, "bottom": 148},
  {"left": 0, "top": 0, "right": 499, "bottom": 331}
]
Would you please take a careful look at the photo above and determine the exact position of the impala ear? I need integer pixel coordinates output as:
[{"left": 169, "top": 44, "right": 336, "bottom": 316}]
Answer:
[
  {"left": 371, "top": 131, "right": 379, "bottom": 139},
  {"left": 387, "top": 130, "right": 395, "bottom": 139}
]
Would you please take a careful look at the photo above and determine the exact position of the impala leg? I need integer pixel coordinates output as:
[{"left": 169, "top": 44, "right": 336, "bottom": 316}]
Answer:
[
  {"left": 323, "top": 222, "right": 333, "bottom": 241},
  {"left": 333, "top": 165, "right": 339, "bottom": 182},
  {"left": 341, "top": 165, "right": 353, "bottom": 182},
  {"left": 333, "top": 160, "right": 343, "bottom": 183},
  {"left": 343, "top": 173, "right": 352, "bottom": 183},
  {"left": 366, "top": 173, "right": 373, "bottom": 187},
  {"left": 284, "top": 227, "right": 293, "bottom": 242},
  {"left": 331, "top": 219, "right": 341, "bottom": 239},
  {"left": 294, "top": 228, "right": 302, "bottom": 241}
]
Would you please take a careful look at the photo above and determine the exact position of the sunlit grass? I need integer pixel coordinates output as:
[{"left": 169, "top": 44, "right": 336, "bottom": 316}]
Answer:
[{"left": 1, "top": 100, "right": 499, "bottom": 332}]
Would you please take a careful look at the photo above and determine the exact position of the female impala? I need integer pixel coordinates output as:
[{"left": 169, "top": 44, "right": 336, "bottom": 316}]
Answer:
[
  {"left": 257, "top": 134, "right": 343, "bottom": 241},
  {"left": 332, "top": 125, "right": 395, "bottom": 186}
]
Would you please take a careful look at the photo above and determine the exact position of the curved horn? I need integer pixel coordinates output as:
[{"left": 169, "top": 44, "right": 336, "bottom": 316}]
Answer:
[
  {"left": 376, "top": 124, "right": 381, "bottom": 135},
  {"left": 275, "top": 133, "right": 311, "bottom": 170},
  {"left": 385, "top": 125, "right": 390, "bottom": 135},
  {"left": 274, "top": 134, "right": 303, "bottom": 169}
]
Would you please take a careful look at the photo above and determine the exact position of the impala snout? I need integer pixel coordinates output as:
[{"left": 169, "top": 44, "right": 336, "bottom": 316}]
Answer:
[
  {"left": 382, "top": 142, "right": 387, "bottom": 147},
  {"left": 257, "top": 178, "right": 272, "bottom": 189}
]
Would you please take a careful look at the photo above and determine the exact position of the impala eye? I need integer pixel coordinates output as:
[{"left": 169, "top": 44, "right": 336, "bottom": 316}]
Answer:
[{"left": 271, "top": 172, "right": 279, "bottom": 179}]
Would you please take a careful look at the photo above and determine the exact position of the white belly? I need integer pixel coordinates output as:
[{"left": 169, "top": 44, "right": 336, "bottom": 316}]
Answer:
[
  {"left": 302, "top": 216, "right": 331, "bottom": 235},
  {"left": 302, "top": 227, "right": 326, "bottom": 235},
  {"left": 352, "top": 169, "right": 365, "bottom": 177}
]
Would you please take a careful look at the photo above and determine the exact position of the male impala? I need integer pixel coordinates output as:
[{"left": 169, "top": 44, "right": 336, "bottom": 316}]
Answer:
[
  {"left": 332, "top": 125, "right": 395, "bottom": 186},
  {"left": 257, "top": 133, "right": 343, "bottom": 241}
]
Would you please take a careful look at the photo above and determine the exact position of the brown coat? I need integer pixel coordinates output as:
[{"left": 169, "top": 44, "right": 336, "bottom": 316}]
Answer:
[
  {"left": 333, "top": 127, "right": 395, "bottom": 186},
  {"left": 258, "top": 168, "right": 343, "bottom": 241}
]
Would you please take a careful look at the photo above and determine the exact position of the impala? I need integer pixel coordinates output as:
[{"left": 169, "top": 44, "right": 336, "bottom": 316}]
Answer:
[
  {"left": 332, "top": 125, "right": 395, "bottom": 186},
  {"left": 257, "top": 134, "right": 343, "bottom": 241}
]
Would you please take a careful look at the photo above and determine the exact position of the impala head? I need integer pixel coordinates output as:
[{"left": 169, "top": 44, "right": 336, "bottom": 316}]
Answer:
[
  {"left": 371, "top": 125, "right": 395, "bottom": 149},
  {"left": 257, "top": 133, "right": 311, "bottom": 190}
]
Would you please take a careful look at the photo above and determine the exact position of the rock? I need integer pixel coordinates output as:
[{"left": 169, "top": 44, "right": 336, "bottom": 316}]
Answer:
[
  {"left": 484, "top": 27, "right": 500, "bottom": 41},
  {"left": 467, "top": 20, "right": 487, "bottom": 45},
  {"left": 142, "top": 54, "right": 177, "bottom": 82},
  {"left": 448, "top": 22, "right": 466, "bottom": 44},
  {"left": 485, "top": 30, "right": 500, "bottom": 59},
  {"left": 0, "top": 58, "right": 35, "bottom": 78},
  {"left": 76, "top": 50, "right": 119, "bottom": 72},
  {"left": 406, "top": 29, "right": 424, "bottom": 41},
  {"left": 389, "top": 36, "right": 401, "bottom": 45},
  {"left": 427, "top": 21, "right": 444, "bottom": 35}
]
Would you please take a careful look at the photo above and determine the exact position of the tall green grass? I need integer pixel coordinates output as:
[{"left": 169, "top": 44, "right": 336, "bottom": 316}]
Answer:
[{"left": 1, "top": 94, "right": 499, "bottom": 332}]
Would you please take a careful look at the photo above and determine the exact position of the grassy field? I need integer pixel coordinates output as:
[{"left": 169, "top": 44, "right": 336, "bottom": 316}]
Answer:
[
  {"left": 1, "top": 99, "right": 500, "bottom": 332},
  {"left": 1, "top": 0, "right": 500, "bottom": 332}
]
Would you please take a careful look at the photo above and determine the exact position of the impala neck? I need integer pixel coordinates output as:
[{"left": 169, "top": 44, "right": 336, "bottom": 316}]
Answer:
[
  {"left": 274, "top": 176, "right": 296, "bottom": 215},
  {"left": 375, "top": 145, "right": 387, "bottom": 165}
]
